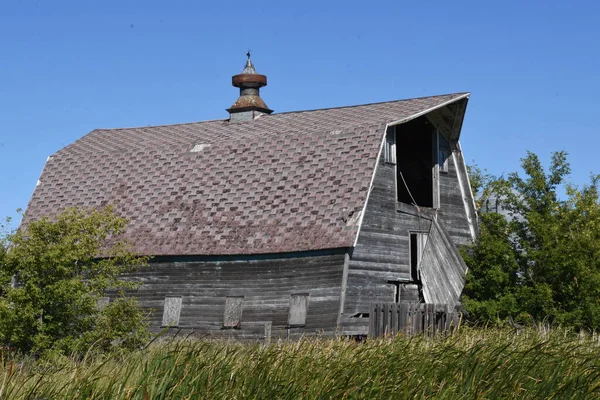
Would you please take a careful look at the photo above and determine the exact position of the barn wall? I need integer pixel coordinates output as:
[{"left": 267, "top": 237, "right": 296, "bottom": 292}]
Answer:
[
  {"left": 341, "top": 156, "right": 431, "bottom": 335},
  {"left": 340, "top": 127, "right": 473, "bottom": 335},
  {"left": 118, "top": 251, "right": 346, "bottom": 338},
  {"left": 438, "top": 143, "right": 475, "bottom": 245},
  {"left": 420, "top": 218, "right": 469, "bottom": 305}
]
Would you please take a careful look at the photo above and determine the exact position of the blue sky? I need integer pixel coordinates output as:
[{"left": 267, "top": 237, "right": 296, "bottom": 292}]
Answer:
[{"left": 1, "top": 0, "right": 599, "bottom": 224}]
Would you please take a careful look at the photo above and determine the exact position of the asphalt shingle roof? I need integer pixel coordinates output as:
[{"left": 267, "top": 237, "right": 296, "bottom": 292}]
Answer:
[{"left": 23, "top": 93, "right": 468, "bottom": 256}]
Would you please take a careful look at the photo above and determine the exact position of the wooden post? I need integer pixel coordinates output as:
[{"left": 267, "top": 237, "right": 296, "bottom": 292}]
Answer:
[
  {"left": 418, "top": 303, "right": 424, "bottom": 334},
  {"left": 451, "top": 310, "right": 460, "bottom": 332},
  {"left": 264, "top": 322, "right": 272, "bottom": 346},
  {"left": 399, "top": 303, "right": 409, "bottom": 335},
  {"left": 391, "top": 303, "right": 398, "bottom": 335},
  {"left": 443, "top": 304, "right": 451, "bottom": 333},
  {"left": 369, "top": 302, "right": 462, "bottom": 338},
  {"left": 382, "top": 303, "right": 389, "bottom": 336},
  {"left": 369, "top": 303, "right": 378, "bottom": 338},
  {"left": 425, "top": 303, "right": 435, "bottom": 336},
  {"left": 409, "top": 303, "right": 416, "bottom": 335},
  {"left": 415, "top": 304, "right": 423, "bottom": 334}
]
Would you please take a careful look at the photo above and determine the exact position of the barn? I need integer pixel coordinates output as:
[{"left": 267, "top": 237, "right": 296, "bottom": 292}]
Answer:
[{"left": 22, "top": 56, "right": 477, "bottom": 338}]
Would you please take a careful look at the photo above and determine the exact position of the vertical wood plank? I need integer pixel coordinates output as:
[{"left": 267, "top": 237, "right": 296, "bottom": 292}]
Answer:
[
  {"left": 399, "top": 303, "right": 409, "bottom": 334},
  {"left": 368, "top": 302, "right": 461, "bottom": 338},
  {"left": 424, "top": 303, "right": 431, "bottom": 336},
  {"left": 442, "top": 304, "right": 450, "bottom": 333},
  {"left": 264, "top": 322, "right": 272, "bottom": 346},
  {"left": 369, "top": 303, "right": 376, "bottom": 338},
  {"left": 382, "top": 303, "right": 389, "bottom": 336},
  {"left": 451, "top": 310, "right": 459, "bottom": 332},
  {"left": 391, "top": 303, "right": 398, "bottom": 335},
  {"left": 418, "top": 303, "right": 424, "bottom": 334}
]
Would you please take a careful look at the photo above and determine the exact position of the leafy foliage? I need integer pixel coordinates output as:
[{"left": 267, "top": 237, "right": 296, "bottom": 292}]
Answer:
[
  {"left": 463, "top": 151, "right": 600, "bottom": 330},
  {"left": 0, "top": 207, "right": 149, "bottom": 355},
  {"left": 466, "top": 163, "right": 495, "bottom": 209}
]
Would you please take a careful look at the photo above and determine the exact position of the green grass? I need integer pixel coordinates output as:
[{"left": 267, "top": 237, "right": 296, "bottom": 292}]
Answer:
[{"left": 1, "top": 328, "right": 600, "bottom": 399}]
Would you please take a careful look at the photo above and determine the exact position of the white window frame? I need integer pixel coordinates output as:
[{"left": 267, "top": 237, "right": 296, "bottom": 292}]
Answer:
[
  {"left": 384, "top": 127, "right": 396, "bottom": 164},
  {"left": 438, "top": 131, "right": 450, "bottom": 174}
]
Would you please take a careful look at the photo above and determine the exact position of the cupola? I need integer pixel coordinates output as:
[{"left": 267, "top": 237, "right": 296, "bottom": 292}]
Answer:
[{"left": 227, "top": 53, "right": 273, "bottom": 123}]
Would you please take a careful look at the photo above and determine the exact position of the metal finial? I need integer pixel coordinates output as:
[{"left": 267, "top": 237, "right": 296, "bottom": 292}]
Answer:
[{"left": 242, "top": 50, "right": 255, "bottom": 73}]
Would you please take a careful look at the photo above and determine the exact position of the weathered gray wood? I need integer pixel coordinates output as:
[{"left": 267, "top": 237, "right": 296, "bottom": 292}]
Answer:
[
  {"left": 382, "top": 303, "right": 389, "bottom": 335},
  {"left": 368, "top": 302, "right": 458, "bottom": 338},
  {"left": 368, "top": 303, "right": 377, "bottom": 338},
  {"left": 420, "top": 218, "right": 469, "bottom": 306},
  {"left": 264, "top": 322, "right": 272, "bottom": 346},
  {"left": 398, "top": 303, "right": 409, "bottom": 334},
  {"left": 341, "top": 114, "right": 472, "bottom": 335},
  {"left": 413, "top": 304, "right": 425, "bottom": 333},
  {"left": 287, "top": 293, "right": 309, "bottom": 327},
  {"left": 337, "top": 252, "right": 351, "bottom": 330},
  {"left": 162, "top": 296, "right": 183, "bottom": 327},
  {"left": 117, "top": 252, "right": 346, "bottom": 336},
  {"left": 391, "top": 303, "right": 398, "bottom": 335},
  {"left": 223, "top": 296, "right": 244, "bottom": 329},
  {"left": 425, "top": 303, "right": 435, "bottom": 336}
]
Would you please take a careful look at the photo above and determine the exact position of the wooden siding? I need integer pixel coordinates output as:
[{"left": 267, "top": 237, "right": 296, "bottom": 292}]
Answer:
[
  {"left": 119, "top": 252, "right": 346, "bottom": 337},
  {"left": 420, "top": 218, "right": 468, "bottom": 305},
  {"left": 341, "top": 120, "right": 473, "bottom": 334},
  {"left": 453, "top": 141, "right": 479, "bottom": 240},
  {"left": 341, "top": 158, "right": 434, "bottom": 334},
  {"left": 437, "top": 144, "right": 475, "bottom": 245},
  {"left": 369, "top": 302, "right": 461, "bottom": 338}
]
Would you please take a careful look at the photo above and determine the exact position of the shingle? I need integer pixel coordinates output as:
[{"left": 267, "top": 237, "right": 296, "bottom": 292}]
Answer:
[{"left": 23, "top": 93, "right": 467, "bottom": 256}]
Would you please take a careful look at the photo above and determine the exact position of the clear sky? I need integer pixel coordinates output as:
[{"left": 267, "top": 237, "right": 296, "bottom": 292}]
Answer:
[{"left": 1, "top": 0, "right": 599, "bottom": 224}]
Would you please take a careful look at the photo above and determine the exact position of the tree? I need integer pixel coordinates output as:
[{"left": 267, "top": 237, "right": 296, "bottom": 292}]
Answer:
[
  {"left": 0, "top": 207, "right": 149, "bottom": 354},
  {"left": 463, "top": 151, "right": 600, "bottom": 330}
]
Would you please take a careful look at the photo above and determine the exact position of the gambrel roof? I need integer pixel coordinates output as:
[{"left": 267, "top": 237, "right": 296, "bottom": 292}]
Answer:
[{"left": 23, "top": 93, "right": 469, "bottom": 256}]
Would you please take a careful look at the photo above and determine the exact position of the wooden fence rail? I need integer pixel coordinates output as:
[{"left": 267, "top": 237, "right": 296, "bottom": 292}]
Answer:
[{"left": 369, "top": 302, "right": 461, "bottom": 338}]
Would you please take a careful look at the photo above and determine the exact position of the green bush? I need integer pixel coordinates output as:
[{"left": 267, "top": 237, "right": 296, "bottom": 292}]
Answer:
[
  {"left": 464, "top": 151, "right": 600, "bottom": 330},
  {"left": 0, "top": 207, "right": 149, "bottom": 355}
]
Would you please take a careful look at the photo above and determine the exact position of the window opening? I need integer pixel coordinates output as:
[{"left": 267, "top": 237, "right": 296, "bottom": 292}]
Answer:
[
  {"left": 438, "top": 132, "right": 450, "bottom": 173},
  {"left": 409, "top": 232, "right": 428, "bottom": 282},
  {"left": 396, "top": 117, "right": 435, "bottom": 206},
  {"left": 223, "top": 296, "right": 244, "bottom": 329},
  {"left": 162, "top": 296, "right": 182, "bottom": 327},
  {"left": 384, "top": 127, "right": 396, "bottom": 164},
  {"left": 288, "top": 293, "right": 310, "bottom": 327}
]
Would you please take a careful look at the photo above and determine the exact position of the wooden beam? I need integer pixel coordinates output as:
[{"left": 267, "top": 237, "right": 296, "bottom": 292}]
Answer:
[
  {"left": 426, "top": 109, "right": 452, "bottom": 138},
  {"left": 450, "top": 98, "right": 468, "bottom": 141}
]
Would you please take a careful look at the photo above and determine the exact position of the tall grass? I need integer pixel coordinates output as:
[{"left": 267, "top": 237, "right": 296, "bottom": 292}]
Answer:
[{"left": 1, "top": 328, "right": 600, "bottom": 399}]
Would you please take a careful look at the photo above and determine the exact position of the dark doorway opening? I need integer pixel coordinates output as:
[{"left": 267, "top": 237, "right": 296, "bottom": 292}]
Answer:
[
  {"left": 396, "top": 117, "right": 434, "bottom": 206},
  {"left": 409, "top": 233, "right": 420, "bottom": 282},
  {"left": 409, "top": 231, "right": 428, "bottom": 283}
]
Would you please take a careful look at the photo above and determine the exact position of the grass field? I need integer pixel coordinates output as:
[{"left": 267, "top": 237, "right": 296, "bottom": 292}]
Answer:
[{"left": 1, "top": 328, "right": 600, "bottom": 399}]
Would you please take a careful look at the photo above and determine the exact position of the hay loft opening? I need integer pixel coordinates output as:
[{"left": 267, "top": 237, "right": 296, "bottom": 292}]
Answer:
[{"left": 395, "top": 116, "right": 435, "bottom": 207}]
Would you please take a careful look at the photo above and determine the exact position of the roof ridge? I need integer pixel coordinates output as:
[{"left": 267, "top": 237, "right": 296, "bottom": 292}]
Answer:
[
  {"left": 272, "top": 92, "right": 470, "bottom": 116},
  {"left": 92, "top": 92, "right": 469, "bottom": 132},
  {"left": 93, "top": 118, "right": 229, "bottom": 132}
]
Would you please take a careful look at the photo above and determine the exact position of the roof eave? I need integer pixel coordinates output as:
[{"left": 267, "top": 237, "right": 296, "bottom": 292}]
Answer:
[{"left": 388, "top": 92, "right": 470, "bottom": 131}]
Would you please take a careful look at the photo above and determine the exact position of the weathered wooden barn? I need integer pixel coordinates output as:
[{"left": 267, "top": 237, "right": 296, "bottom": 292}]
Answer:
[{"left": 23, "top": 56, "right": 477, "bottom": 338}]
